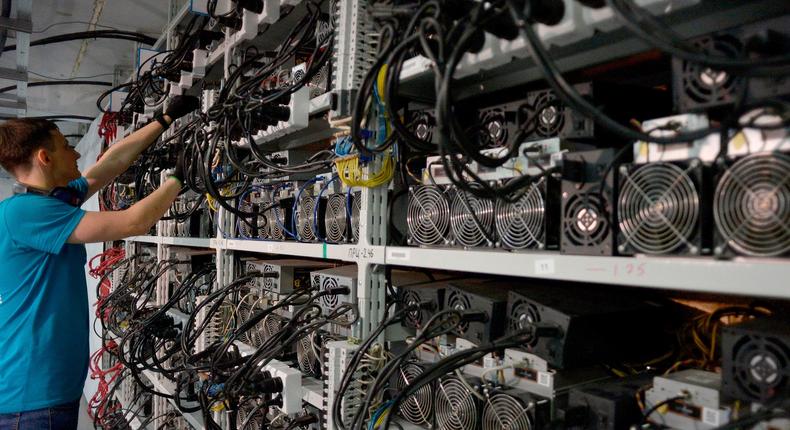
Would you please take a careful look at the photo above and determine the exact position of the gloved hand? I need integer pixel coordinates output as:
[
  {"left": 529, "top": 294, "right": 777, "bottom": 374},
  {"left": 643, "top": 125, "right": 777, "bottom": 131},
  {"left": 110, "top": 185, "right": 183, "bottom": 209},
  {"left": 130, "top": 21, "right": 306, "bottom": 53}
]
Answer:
[
  {"left": 170, "top": 149, "right": 186, "bottom": 186},
  {"left": 164, "top": 95, "right": 200, "bottom": 121}
]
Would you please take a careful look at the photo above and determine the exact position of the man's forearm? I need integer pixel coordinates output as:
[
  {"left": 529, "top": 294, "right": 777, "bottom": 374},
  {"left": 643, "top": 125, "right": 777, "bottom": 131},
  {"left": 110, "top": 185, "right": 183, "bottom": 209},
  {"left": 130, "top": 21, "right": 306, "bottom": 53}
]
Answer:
[{"left": 127, "top": 177, "right": 181, "bottom": 234}]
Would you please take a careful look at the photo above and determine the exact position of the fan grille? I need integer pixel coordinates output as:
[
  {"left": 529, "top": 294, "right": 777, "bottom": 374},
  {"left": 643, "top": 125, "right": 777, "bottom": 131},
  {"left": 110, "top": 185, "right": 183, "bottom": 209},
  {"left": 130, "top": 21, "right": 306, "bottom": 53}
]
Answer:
[
  {"left": 408, "top": 185, "right": 452, "bottom": 246},
  {"left": 256, "top": 198, "right": 272, "bottom": 239},
  {"left": 435, "top": 376, "right": 479, "bottom": 430},
  {"left": 297, "top": 334, "right": 320, "bottom": 376},
  {"left": 402, "top": 290, "right": 424, "bottom": 328},
  {"left": 618, "top": 162, "right": 700, "bottom": 254},
  {"left": 238, "top": 201, "right": 254, "bottom": 238},
  {"left": 714, "top": 152, "right": 790, "bottom": 256},
  {"left": 509, "top": 298, "right": 541, "bottom": 347},
  {"left": 411, "top": 111, "right": 436, "bottom": 143},
  {"left": 238, "top": 401, "right": 264, "bottom": 430},
  {"left": 447, "top": 290, "right": 472, "bottom": 335},
  {"left": 296, "top": 194, "right": 318, "bottom": 242},
  {"left": 351, "top": 191, "right": 362, "bottom": 243},
  {"left": 730, "top": 334, "right": 790, "bottom": 403},
  {"left": 325, "top": 193, "right": 348, "bottom": 243},
  {"left": 495, "top": 181, "right": 546, "bottom": 250},
  {"left": 450, "top": 188, "right": 495, "bottom": 248},
  {"left": 681, "top": 34, "right": 743, "bottom": 108},
  {"left": 262, "top": 314, "right": 284, "bottom": 342},
  {"left": 482, "top": 392, "right": 534, "bottom": 430},
  {"left": 396, "top": 363, "right": 434, "bottom": 426},
  {"left": 262, "top": 264, "right": 276, "bottom": 290},
  {"left": 320, "top": 277, "right": 339, "bottom": 310},
  {"left": 265, "top": 207, "right": 286, "bottom": 241},
  {"left": 563, "top": 192, "right": 608, "bottom": 248},
  {"left": 533, "top": 92, "right": 565, "bottom": 138},
  {"left": 479, "top": 107, "right": 508, "bottom": 148}
]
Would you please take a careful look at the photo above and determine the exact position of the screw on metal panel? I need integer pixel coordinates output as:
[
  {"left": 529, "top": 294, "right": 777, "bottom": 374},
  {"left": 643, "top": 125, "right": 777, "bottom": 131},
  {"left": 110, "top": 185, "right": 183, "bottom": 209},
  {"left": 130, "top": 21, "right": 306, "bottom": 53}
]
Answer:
[
  {"left": 619, "top": 165, "right": 628, "bottom": 174},
  {"left": 618, "top": 244, "right": 626, "bottom": 253},
  {"left": 714, "top": 246, "right": 724, "bottom": 256},
  {"left": 690, "top": 246, "right": 699, "bottom": 255}
]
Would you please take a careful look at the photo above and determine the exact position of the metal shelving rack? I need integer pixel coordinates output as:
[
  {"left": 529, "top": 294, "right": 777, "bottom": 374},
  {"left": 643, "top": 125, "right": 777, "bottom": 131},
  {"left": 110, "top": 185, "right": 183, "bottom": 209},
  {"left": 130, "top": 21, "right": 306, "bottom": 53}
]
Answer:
[{"left": 109, "top": 1, "right": 790, "bottom": 429}]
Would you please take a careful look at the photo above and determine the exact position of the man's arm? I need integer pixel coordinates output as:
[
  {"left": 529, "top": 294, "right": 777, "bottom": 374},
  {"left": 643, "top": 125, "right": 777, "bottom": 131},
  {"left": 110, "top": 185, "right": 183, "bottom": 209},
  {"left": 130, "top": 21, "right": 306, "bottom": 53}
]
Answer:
[
  {"left": 82, "top": 116, "right": 171, "bottom": 199},
  {"left": 68, "top": 178, "right": 182, "bottom": 243}
]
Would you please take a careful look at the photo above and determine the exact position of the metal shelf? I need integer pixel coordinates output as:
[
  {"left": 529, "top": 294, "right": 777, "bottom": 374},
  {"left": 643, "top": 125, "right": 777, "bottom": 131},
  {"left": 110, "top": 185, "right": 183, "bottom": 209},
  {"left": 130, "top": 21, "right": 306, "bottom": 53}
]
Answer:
[
  {"left": 222, "top": 238, "right": 385, "bottom": 264},
  {"left": 385, "top": 247, "right": 790, "bottom": 299},
  {"left": 141, "top": 370, "right": 205, "bottom": 430},
  {"left": 126, "top": 236, "right": 161, "bottom": 245},
  {"left": 160, "top": 237, "right": 213, "bottom": 248}
]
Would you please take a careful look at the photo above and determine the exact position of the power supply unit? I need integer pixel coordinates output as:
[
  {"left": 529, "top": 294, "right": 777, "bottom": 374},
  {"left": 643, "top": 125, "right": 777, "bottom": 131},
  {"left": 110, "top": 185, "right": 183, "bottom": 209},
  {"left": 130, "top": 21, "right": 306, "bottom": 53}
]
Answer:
[
  {"left": 713, "top": 151, "right": 790, "bottom": 258},
  {"left": 673, "top": 16, "right": 790, "bottom": 114},
  {"left": 501, "top": 348, "right": 612, "bottom": 404},
  {"left": 560, "top": 148, "right": 622, "bottom": 256},
  {"left": 396, "top": 280, "right": 449, "bottom": 330},
  {"left": 565, "top": 373, "right": 653, "bottom": 430},
  {"left": 721, "top": 317, "right": 790, "bottom": 404},
  {"left": 505, "top": 283, "right": 667, "bottom": 369},
  {"left": 407, "top": 107, "right": 438, "bottom": 146},
  {"left": 481, "top": 386, "right": 551, "bottom": 430},
  {"left": 245, "top": 259, "right": 334, "bottom": 295},
  {"left": 311, "top": 265, "right": 358, "bottom": 317},
  {"left": 645, "top": 369, "right": 732, "bottom": 429},
  {"left": 444, "top": 280, "right": 511, "bottom": 345},
  {"left": 616, "top": 158, "right": 713, "bottom": 256}
]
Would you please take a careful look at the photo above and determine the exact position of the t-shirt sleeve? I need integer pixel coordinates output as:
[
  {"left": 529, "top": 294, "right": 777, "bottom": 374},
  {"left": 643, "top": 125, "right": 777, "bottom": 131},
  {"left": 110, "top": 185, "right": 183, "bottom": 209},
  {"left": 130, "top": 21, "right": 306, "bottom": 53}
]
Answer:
[
  {"left": 3, "top": 196, "right": 87, "bottom": 254},
  {"left": 67, "top": 176, "right": 89, "bottom": 201}
]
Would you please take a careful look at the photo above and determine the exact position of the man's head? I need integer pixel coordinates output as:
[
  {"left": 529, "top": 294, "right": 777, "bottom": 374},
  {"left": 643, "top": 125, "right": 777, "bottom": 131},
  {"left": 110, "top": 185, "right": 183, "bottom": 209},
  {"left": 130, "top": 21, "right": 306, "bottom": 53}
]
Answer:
[{"left": 0, "top": 118, "right": 81, "bottom": 187}]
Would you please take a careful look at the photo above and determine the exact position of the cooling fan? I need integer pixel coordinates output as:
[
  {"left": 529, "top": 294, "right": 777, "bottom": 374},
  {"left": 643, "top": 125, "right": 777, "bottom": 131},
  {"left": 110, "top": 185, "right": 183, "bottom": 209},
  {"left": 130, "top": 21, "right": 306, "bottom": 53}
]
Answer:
[
  {"left": 435, "top": 375, "right": 482, "bottom": 430},
  {"left": 482, "top": 388, "right": 550, "bottom": 430},
  {"left": 531, "top": 90, "right": 566, "bottom": 138},
  {"left": 256, "top": 197, "right": 272, "bottom": 239},
  {"left": 495, "top": 178, "right": 558, "bottom": 250},
  {"left": 478, "top": 106, "right": 509, "bottom": 148},
  {"left": 410, "top": 109, "right": 437, "bottom": 144},
  {"left": 263, "top": 199, "right": 292, "bottom": 241},
  {"left": 296, "top": 193, "right": 326, "bottom": 242},
  {"left": 507, "top": 294, "right": 541, "bottom": 348},
  {"left": 450, "top": 187, "right": 495, "bottom": 248},
  {"left": 296, "top": 332, "right": 322, "bottom": 377},
  {"left": 445, "top": 288, "right": 473, "bottom": 336},
  {"left": 261, "top": 313, "right": 285, "bottom": 343},
  {"left": 722, "top": 317, "right": 790, "bottom": 404},
  {"left": 714, "top": 152, "right": 790, "bottom": 257},
  {"left": 325, "top": 193, "right": 350, "bottom": 243},
  {"left": 617, "top": 161, "right": 707, "bottom": 255},
  {"left": 395, "top": 362, "right": 435, "bottom": 427},
  {"left": 674, "top": 33, "right": 743, "bottom": 112},
  {"left": 320, "top": 276, "right": 340, "bottom": 312},
  {"left": 238, "top": 399, "right": 266, "bottom": 430},
  {"left": 238, "top": 200, "right": 255, "bottom": 238},
  {"left": 407, "top": 185, "right": 454, "bottom": 247},
  {"left": 561, "top": 149, "right": 617, "bottom": 256},
  {"left": 401, "top": 288, "right": 425, "bottom": 329}
]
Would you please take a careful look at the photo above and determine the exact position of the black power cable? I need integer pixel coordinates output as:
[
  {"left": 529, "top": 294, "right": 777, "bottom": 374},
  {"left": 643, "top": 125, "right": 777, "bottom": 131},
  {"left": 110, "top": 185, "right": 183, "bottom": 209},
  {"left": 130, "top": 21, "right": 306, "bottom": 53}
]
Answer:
[
  {"left": 2, "top": 30, "right": 158, "bottom": 52},
  {"left": 0, "top": 80, "right": 113, "bottom": 94}
]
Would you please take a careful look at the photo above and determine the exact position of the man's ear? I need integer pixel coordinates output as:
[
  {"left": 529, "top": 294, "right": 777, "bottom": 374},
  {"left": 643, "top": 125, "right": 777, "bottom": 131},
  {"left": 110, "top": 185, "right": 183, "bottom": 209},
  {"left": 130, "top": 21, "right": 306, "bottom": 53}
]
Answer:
[{"left": 35, "top": 147, "right": 52, "bottom": 167}]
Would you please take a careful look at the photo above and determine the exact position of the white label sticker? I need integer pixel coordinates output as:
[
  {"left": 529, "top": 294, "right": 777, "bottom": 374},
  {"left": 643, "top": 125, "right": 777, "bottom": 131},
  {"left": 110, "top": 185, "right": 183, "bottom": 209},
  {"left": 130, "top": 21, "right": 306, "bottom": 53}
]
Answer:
[
  {"left": 537, "top": 372, "right": 551, "bottom": 387},
  {"left": 535, "top": 259, "right": 555, "bottom": 275},
  {"left": 387, "top": 249, "right": 411, "bottom": 262},
  {"left": 702, "top": 408, "right": 720, "bottom": 426}
]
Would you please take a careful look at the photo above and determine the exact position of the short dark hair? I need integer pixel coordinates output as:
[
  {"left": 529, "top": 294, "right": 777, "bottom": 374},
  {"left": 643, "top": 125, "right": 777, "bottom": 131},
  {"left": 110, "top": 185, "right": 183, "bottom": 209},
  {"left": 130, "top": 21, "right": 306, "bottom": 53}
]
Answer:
[{"left": 0, "top": 118, "right": 58, "bottom": 172}]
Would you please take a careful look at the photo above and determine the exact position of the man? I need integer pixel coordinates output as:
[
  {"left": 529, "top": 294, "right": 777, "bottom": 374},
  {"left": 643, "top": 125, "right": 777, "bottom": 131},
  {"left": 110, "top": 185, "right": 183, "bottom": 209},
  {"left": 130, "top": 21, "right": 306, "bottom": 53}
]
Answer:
[{"left": 0, "top": 96, "right": 198, "bottom": 429}]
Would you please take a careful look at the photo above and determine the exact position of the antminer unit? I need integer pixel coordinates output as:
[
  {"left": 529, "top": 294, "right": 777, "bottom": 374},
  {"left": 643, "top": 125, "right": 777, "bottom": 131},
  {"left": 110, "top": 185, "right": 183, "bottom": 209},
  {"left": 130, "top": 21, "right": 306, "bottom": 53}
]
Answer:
[
  {"left": 294, "top": 180, "right": 328, "bottom": 243},
  {"left": 616, "top": 116, "right": 714, "bottom": 256},
  {"left": 323, "top": 179, "right": 360, "bottom": 244},
  {"left": 238, "top": 187, "right": 273, "bottom": 239},
  {"left": 713, "top": 150, "right": 790, "bottom": 258},
  {"left": 721, "top": 317, "right": 790, "bottom": 404},
  {"left": 262, "top": 185, "right": 295, "bottom": 241},
  {"left": 565, "top": 374, "right": 654, "bottom": 430},
  {"left": 673, "top": 16, "right": 790, "bottom": 114},
  {"left": 444, "top": 280, "right": 510, "bottom": 345},
  {"left": 645, "top": 370, "right": 731, "bottom": 429},
  {"left": 481, "top": 387, "right": 551, "bottom": 430},
  {"left": 434, "top": 375, "right": 484, "bottom": 430},
  {"left": 394, "top": 361, "right": 436, "bottom": 428},
  {"left": 311, "top": 265, "right": 357, "bottom": 317},
  {"left": 505, "top": 283, "right": 667, "bottom": 368},
  {"left": 561, "top": 148, "right": 621, "bottom": 255},
  {"left": 407, "top": 183, "right": 455, "bottom": 247},
  {"left": 245, "top": 259, "right": 334, "bottom": 295}
]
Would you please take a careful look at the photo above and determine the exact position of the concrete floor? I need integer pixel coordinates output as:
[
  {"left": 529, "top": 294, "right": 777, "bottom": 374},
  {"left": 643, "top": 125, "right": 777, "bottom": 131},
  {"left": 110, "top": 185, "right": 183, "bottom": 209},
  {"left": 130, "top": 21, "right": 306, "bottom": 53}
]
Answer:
[{"left": 78, "top": 396, "right": 93, "bottom": 430}]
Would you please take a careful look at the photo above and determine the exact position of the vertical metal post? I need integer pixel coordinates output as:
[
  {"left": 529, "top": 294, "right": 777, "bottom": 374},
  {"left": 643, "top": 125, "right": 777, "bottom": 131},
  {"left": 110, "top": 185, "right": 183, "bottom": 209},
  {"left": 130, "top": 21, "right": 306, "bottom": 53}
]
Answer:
[{"left": 14, "top": 0, "right": 31, "bottom": 116}]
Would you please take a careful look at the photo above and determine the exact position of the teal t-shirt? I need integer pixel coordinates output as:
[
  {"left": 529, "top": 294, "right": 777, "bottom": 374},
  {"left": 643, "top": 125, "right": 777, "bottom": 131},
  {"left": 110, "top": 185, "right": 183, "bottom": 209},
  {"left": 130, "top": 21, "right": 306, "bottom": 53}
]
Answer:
[{"left": 0, "top": 177, "right": 89, "bottom": 413}]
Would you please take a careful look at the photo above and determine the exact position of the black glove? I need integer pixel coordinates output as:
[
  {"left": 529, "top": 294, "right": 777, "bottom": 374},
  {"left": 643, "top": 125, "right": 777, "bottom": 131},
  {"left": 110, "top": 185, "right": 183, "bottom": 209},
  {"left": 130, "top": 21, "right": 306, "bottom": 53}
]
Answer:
[
  {"left": 171, "top": 149, "right": 186, "bottom": 185},
  {"left": 165, "top": 95, "right": 200, "bottom": 121}
]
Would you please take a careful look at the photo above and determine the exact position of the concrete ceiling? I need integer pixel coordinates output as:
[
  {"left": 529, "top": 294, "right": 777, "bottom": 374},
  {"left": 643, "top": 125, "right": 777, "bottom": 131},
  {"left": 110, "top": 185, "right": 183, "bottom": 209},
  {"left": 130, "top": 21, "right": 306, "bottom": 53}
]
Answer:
[{"left": 0, "top": 0, "right": 170, "bottom": 137}]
